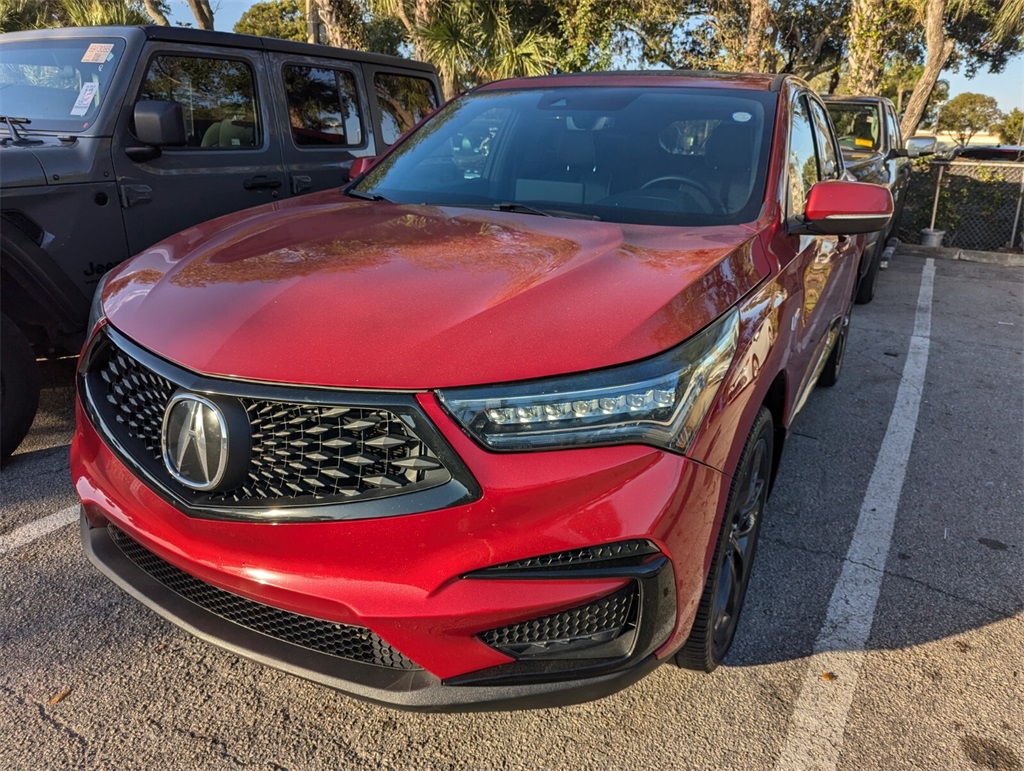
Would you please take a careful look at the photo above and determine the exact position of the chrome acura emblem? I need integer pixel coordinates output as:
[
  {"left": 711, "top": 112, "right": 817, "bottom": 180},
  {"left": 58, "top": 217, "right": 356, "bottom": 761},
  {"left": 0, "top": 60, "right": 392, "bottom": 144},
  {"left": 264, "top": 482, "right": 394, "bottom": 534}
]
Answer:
[{"left": 162, "top": 394, "right": 230, "bottom": 490}]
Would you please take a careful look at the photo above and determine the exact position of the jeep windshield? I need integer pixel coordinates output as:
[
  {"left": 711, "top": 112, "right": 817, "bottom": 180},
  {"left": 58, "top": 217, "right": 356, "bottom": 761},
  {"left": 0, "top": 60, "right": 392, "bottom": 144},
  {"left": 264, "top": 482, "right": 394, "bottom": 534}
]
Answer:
[
  {"left": 0, "top": 37, "right": 126, "bottom": 133},
  {"left": 352, "top": 86, "right": 776, "bottom": 227}
]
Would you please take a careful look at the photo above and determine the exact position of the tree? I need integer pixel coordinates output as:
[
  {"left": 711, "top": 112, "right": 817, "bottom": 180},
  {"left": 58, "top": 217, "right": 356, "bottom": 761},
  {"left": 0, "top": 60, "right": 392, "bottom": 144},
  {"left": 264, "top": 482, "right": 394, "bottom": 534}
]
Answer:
[
  {"left": 997, "top": 108, "right": 1024, "bottom": 145},
  {"left": 843, "top": 0, "right": 886, "bottom": 94},
  {"left": 1, "top": 0, "right": 149, "bottom": 30},
  {"left": 937, "top": 92, "right": 1002, "bottom": 145},
  {"left": 235, "top": 0, "right": 306, "bottom": 40}
]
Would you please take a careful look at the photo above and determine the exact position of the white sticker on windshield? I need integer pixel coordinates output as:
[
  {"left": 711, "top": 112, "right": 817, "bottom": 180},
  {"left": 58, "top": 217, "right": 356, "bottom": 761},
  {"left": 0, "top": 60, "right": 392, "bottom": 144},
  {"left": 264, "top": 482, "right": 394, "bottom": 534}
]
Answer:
[
  {"left": 732, "top": 112, "right": 753, "bottom": 123},
  {"left": 70, "top": 82, "right": 99, "bottom": 116},
  {"left": 81, "top": 43, "right": 114, "bottom": 63}
]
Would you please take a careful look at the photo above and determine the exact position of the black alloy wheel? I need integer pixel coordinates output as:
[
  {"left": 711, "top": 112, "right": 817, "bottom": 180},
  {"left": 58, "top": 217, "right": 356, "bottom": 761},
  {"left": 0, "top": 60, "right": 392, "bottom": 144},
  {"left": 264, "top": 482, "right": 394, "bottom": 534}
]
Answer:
[{"left": 677, "top": 406, "right": 773, "bottom": 672}]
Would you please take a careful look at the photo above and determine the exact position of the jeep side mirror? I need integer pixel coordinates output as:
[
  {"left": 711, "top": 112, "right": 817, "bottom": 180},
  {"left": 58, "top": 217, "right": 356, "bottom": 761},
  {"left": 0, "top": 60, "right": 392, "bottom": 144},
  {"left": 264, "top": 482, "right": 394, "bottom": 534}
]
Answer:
[
  {"left": 133, "top": 100, "right": 187, "bottom": 147},
  {"left": 906, "top": 136, "right": 937, "bottom": 158}
]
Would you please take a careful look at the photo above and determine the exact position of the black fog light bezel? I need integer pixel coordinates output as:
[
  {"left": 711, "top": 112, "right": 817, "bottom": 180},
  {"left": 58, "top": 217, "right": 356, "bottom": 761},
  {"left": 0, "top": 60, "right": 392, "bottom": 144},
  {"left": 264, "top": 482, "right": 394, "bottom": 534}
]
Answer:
[{"left": 447, "top": 541, "right": 676, "bottom": 688}]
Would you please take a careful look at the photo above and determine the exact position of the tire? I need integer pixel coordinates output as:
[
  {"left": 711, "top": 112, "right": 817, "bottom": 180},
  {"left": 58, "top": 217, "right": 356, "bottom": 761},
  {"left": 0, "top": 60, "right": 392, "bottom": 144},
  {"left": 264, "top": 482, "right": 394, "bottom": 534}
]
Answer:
[
  {"left": 676, "top": 406, "right": 773, "bottom": 672},
  {"left": 1, "top": 313, "right": 40, "bottom": 461},
  {"left": 855, "top": 240, "right": 881, "bottom": 305},
  {"left": 818, "top": 300, "right": 852, "bottom": 388}
]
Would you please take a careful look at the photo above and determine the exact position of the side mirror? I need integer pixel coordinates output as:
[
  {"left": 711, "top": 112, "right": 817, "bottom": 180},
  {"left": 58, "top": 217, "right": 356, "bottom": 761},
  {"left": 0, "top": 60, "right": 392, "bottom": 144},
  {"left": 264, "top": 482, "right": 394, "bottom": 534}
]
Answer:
[
  {"left": 906, "top": 136, "right": 937, "bottom": 158},
  {"left": 348, "top": 156, "right": 377, "bottom": 181},
  {"left": 134, "top": 100, "right": 186, "bottom": 147},
  {"left": 791, "top": 180, "right": 893, "bottom": 236}
]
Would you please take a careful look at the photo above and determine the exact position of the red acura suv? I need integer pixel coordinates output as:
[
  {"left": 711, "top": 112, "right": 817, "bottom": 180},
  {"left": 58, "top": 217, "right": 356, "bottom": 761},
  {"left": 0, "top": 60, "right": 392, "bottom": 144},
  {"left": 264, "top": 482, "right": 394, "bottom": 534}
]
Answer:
[{"left": 73, "top": 72, "right": 891, "bottom": 710}]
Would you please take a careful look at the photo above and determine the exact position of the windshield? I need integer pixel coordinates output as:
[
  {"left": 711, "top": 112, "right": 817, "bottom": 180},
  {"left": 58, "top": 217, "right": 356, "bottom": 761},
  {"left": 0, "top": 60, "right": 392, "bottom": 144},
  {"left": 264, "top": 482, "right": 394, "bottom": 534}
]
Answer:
[
  {"left": 0, "top": 37, "right": 127, "bottom": 133},
  {"left": 827, "top": 103, "right": 882, "bottom": 153},
  {"left": 354, "top": 86, "right": 776, "bottom": 227}
]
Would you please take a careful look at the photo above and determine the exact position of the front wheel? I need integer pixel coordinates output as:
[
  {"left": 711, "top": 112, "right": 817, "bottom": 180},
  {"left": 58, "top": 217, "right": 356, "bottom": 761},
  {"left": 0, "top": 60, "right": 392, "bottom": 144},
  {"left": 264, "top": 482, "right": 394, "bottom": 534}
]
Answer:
[
  {"left": 676, "top": 406, "right": 773, "bottom": 672},
  {"left": 1, "top": 314, "right": 40, "bottom": 461},
  {"left": 855, "top": 240, "right": 882, "bottom": 305}
]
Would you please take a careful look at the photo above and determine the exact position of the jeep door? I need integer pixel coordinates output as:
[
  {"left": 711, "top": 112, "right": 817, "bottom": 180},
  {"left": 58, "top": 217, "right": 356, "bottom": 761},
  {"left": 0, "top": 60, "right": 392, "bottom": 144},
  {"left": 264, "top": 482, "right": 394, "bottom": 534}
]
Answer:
[
  {"left": 269, "top": 53, "right": 377, "bottom": 196},
  {"left": 111, "top": 43, "right": 287, "bottom": 255}
]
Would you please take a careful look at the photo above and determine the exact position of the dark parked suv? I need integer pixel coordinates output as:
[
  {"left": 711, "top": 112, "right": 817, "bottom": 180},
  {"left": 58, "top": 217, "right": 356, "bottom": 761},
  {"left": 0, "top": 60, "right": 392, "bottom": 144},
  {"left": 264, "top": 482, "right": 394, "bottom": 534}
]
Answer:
[{"left": 0, "top": 25, "right": 440, "bottom": 458}]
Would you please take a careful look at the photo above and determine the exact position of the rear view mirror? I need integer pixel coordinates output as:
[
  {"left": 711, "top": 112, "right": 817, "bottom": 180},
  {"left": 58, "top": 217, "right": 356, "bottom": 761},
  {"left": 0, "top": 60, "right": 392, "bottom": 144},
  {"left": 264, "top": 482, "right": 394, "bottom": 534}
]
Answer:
[
  {"left": 792, "top": 180, "right": 893, "bottom": 236},
  {"left": 134, "top": 100, "right": 186, "bottom": 147}
]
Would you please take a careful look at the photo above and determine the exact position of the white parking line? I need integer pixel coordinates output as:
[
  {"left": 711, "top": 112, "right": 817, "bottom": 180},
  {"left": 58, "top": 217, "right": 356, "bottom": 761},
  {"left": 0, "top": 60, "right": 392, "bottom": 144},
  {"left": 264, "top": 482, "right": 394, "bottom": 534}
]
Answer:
[
  {"left": 775, "top": 259, "right": 936, "bottom": 770},
  {"left": 0, "top": 504, "right": 79, "bottom": 556}
]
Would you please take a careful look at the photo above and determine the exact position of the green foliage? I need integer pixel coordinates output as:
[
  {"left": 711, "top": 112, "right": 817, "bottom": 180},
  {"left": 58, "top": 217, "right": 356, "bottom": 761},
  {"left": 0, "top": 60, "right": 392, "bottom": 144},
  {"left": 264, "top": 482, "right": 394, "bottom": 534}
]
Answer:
[
  {"left": 938, "top": 91, "right": 1003, "bottom": 145},
  {"left": 997, "top": 108, "right": 1024, "bottom": 145},
  {"left": 234, "top": 0, "right": 305, "bottom": 41},
  {"left": 0, "top": 0, "right": 148, "bottom": 31}
]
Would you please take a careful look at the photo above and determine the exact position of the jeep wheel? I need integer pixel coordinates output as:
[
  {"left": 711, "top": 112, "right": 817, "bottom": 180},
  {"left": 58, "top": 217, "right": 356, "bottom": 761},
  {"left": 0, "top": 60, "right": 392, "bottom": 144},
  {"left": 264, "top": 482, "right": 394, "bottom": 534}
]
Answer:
[
  {"left": 1, "top": 314, "right": 40, "bottom": 461},
  {"left": 855, "top": 241, "right": 882, "bottom": 305}
]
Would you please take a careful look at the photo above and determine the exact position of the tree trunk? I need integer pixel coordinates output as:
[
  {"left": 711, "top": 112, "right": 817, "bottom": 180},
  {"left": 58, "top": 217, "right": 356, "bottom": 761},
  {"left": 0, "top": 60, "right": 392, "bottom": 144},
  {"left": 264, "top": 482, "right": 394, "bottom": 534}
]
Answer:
[
  {"left": 900, "top": 0, "right": 955, "bottom": 139},
  {"left": 842, "top": 0, "right": 885, "bottom": 94},
  {"left": 315, "top": 0, "right": 366, "bottom": 48},
  {"left": 186, "top": 0, "right": 214, "bottom": 29},
  {"left": 741, "top": 0, "right": 771, "bottom": 72},
  {"left": 142, "top": 0, "right": 169, "bottom": 26}
]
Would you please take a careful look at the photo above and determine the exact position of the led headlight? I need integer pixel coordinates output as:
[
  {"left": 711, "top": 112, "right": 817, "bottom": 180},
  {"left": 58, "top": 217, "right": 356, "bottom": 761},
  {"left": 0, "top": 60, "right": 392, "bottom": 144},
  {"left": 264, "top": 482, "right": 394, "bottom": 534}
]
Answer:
[
  {"left": 438, "top": 309, "right": 739, "bottom": 453},
  {"left": 86, "top": 269, "right": 111, "bottom": 335}
]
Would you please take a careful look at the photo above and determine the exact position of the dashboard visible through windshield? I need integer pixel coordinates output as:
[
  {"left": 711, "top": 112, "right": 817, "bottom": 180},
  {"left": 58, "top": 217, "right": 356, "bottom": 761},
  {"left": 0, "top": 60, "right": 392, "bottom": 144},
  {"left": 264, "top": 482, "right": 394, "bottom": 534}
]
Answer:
[{"left": 354, "top": 86, "right": 777, "bottom": 227}]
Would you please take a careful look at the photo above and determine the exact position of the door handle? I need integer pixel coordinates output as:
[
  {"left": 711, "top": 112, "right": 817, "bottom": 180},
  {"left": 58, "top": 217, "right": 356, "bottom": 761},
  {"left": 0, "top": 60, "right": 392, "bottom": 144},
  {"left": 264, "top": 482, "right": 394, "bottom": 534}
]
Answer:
[{"left": 243, "top": 175, "right": 282, "bottom": 191}]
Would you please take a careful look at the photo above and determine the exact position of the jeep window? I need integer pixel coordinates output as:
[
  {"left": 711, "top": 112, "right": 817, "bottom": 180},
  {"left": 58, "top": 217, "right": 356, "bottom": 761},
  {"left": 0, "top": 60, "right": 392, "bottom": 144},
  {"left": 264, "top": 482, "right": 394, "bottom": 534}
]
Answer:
[
  {"left": 374, "top": 73, "right": 438, "bottom": 146},
  {"left": 0, "top": 38, "right": 126, "bottom": 132},
  {"left": 787, "top": 95, "right": 820, "bottom": 218},
  {"left": 829, "top": 103, "right": 881, "bottom": 153},
  {"left": 354, "top": 86, "right": 775, "bottom": 227},
  {"left": 138, "top": 55, "right": 260, "bottom": 149},
  {"left": 284, "top": 65, "right": 363, "bottom": 147}
]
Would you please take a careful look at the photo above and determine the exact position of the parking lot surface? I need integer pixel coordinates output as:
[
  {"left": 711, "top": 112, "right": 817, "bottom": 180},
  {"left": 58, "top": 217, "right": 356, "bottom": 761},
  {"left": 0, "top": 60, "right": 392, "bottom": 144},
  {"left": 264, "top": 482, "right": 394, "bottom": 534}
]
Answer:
[{"left": 1, "top": 251, "right": 1021, "bottom": 770}]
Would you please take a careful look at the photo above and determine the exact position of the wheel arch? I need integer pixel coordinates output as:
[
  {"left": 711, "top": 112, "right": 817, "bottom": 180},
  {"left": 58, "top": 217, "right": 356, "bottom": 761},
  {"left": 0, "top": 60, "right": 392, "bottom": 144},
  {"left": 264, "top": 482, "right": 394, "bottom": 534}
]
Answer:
[{"left": 760, "top": 370, "right": 788, "bottom": 497}]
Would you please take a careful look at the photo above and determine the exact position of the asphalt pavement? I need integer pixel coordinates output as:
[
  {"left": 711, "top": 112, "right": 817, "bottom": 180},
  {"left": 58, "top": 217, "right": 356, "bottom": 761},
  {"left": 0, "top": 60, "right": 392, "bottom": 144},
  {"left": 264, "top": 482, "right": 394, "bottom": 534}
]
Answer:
[{"left": 1, "top": 250, "right": 1021, "bottom": 770}]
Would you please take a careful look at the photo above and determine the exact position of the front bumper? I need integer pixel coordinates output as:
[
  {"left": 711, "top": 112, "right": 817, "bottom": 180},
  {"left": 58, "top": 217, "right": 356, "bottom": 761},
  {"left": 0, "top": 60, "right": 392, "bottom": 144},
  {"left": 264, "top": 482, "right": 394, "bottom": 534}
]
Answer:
[{"left": 73, "top": 369, "right": 730, "bottom": 710}]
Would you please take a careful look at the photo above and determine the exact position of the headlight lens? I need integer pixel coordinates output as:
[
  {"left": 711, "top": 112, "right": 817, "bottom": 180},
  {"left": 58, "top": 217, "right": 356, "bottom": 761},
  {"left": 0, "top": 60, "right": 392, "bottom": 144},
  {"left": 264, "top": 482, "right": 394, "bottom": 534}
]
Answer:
[
  {"left": 438, "top": 309, "right": 739, "bottom": 453},
  {"left": 86, "top": 270, "right": 111, "bottom": 335}
]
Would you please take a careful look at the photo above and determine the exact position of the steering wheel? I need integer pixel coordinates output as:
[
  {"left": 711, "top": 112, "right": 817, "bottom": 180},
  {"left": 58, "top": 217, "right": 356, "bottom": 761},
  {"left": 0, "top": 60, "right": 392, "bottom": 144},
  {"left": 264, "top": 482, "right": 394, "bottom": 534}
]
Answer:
[{"left": 640, "top": 175, "right": 718, "bottom": 214}]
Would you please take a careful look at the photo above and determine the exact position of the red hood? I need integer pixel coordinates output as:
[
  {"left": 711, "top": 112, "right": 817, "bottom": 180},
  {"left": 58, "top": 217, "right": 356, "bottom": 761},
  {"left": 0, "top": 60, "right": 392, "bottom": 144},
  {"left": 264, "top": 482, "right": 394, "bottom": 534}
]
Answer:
[{"left": 102, "top": 195, "right": 767, "bottom": 389}]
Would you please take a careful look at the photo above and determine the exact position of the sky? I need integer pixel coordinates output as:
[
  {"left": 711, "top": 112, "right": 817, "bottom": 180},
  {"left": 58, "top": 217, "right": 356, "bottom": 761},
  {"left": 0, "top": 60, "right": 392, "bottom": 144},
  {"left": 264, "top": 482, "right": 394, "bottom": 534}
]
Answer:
[{"left": 168, "top": 0, "right": 1024, "bottom": 115}]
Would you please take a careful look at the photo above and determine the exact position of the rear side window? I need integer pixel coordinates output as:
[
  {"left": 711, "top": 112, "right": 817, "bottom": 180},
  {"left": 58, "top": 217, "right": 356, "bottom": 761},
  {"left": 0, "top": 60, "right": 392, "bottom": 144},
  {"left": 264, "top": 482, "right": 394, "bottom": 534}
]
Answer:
[
  {"left": 374, "top": 73, "right": 438, "bottom": 145},
  {"left": 283, "top": 65, "right": 363, "bottom": 147},
  {"left": 139, "top": 55, "right": 260, "bottom": 149}
]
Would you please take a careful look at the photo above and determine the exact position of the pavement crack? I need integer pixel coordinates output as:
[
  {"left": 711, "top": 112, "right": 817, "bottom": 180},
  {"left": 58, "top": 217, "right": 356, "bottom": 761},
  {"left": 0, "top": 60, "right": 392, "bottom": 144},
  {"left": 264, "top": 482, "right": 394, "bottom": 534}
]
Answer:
[{"left": 764, "top": 536, "right": 1016, "bottom": 620}]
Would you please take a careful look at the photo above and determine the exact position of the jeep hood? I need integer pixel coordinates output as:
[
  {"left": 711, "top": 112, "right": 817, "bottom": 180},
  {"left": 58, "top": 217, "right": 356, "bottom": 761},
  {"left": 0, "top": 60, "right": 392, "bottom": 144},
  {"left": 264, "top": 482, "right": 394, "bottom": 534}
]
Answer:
[{"left": 101, "top": 195, "right": 767, "bottom": 389}]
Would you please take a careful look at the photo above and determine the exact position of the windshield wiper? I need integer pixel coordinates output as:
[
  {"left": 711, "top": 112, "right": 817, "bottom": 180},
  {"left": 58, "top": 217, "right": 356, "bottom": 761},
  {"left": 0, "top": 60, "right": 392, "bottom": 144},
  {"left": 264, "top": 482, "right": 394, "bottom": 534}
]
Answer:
[
  {"left": 492, "top": 202, "right": 600, "bottom": 221},
  {"left": 0, "top": 116, "right": 43, "bottom": 147},
  {"left": 344, "top": 188, "right": 390, "bottom": 202}
]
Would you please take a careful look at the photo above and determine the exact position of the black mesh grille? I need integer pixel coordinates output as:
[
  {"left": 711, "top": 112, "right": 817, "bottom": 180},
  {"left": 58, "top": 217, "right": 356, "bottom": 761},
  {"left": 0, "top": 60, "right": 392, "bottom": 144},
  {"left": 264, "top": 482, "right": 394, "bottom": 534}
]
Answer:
[
  {"left": 89, "top": 334, "right": 452, "bottom": 507},
  {"left": 485, "top": 540, "right": 660, "bottom": 572},
  {"left": 481, "top": 584, "right": 636, "bottom": 649},
  {"left": 107, "top": 525, "right": 419, "bottom": 670}
]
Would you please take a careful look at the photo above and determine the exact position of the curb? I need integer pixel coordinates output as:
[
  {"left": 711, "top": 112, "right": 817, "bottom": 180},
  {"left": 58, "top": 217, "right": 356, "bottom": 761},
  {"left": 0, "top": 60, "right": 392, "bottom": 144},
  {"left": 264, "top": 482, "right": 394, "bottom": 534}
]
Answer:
[{"left": 895, "top": 243, "right": 1024, "bottom": 268}]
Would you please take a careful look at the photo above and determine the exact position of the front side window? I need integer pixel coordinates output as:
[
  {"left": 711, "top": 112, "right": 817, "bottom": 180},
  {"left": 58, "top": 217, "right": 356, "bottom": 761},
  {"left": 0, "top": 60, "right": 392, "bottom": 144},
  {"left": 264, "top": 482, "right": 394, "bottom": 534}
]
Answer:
[
  {"left": 0, "top": 37, "right": 126, "bottom": 132},
  {"left": 886, "top": 104, "right": 902, "bottom": 149},
  {"left": 787, "top": 96, "right": 820, "bottom": 218},
  {"left": 283, "top": 65, "right": 363, "bottom": 147},
  {"left": 808, "top": 99, "right": 840, "bottom": 179},
  {"left": 354, "top": 86, "right": 775, "bottom": 227},
  {"left": 139, "top": 55, "right": 259, "bottom": 149},
  {"left": 374, "top": 73, "right": 438, "bottom": 145}
]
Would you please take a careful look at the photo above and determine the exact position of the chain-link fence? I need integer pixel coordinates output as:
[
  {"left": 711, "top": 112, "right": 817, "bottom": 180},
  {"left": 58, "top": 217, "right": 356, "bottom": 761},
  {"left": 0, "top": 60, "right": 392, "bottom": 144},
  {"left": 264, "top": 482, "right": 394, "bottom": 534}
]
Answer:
[{"left": 897, "top": 160, "right": 1024, "bottom": 252}]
